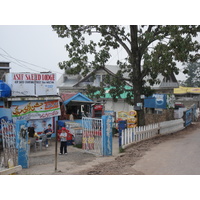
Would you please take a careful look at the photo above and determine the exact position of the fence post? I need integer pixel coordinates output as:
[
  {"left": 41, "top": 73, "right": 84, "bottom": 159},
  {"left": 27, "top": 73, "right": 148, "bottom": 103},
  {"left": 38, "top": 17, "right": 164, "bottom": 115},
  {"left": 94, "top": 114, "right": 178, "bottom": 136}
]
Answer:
[
  {"left": 102, "top": 115, "right": 113, "bottom": 156},
  {"left": 118, "top": 120, "right": 127, "bottom": 149},
  {"left": 16, "top": 120, "right": 29, "bottom": 168}
]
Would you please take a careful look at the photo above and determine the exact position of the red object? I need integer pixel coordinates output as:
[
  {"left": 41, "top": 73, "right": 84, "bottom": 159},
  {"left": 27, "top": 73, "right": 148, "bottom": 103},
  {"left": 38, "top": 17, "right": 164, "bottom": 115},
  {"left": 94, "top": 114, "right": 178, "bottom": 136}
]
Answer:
[
  {"left": 83, "top": 130, "right": 102, "bottom": 137},
  {"left": 57, "top": 129, "right": 73, "bottom": 141},
  {"left": 94, "top": 105, "right": 103, "bottom": 110},
  {"left": 61, "top": 127, "right": 66, "bottom": 130}
]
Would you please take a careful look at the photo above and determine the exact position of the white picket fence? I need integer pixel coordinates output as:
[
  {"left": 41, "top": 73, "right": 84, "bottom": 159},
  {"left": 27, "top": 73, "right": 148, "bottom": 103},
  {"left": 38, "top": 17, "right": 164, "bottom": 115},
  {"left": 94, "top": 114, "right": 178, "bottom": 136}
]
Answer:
[
  {"left": 121, "top": 123, "right": 159, "bottom": 149},
  {"left": 121, "top": 119, "right": 185, "bottom": 149}
]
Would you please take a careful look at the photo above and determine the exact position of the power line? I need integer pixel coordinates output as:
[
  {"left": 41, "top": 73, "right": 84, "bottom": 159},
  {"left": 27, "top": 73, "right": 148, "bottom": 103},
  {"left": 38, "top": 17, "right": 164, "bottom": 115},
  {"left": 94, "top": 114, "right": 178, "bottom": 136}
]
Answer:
[
  {"left": 0, "top": 47, "right": 64, "bottom": 74},
  {"left": 0, "top": 54, "right": 41, "bottom": 72}
]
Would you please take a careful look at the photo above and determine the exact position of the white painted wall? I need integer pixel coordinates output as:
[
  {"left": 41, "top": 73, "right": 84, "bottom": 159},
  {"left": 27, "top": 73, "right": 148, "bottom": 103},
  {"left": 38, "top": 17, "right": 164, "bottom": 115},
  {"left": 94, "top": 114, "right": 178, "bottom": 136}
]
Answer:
[{"left": 105, "top": 99, "right": 133, "bottom": 117}]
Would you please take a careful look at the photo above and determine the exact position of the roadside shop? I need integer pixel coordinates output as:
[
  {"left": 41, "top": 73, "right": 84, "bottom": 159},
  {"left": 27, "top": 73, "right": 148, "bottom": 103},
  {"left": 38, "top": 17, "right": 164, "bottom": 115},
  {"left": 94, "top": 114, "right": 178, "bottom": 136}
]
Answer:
[{"left": 0, "top": 72, "right": 61, "bottom": 168}]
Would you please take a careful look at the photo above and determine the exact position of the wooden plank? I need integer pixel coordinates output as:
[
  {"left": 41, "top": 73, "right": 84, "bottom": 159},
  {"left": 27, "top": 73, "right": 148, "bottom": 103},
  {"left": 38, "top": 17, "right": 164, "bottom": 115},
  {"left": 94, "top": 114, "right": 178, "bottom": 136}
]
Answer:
[{"left": 0, "top": 165, "right": 22, "bottom": 175}]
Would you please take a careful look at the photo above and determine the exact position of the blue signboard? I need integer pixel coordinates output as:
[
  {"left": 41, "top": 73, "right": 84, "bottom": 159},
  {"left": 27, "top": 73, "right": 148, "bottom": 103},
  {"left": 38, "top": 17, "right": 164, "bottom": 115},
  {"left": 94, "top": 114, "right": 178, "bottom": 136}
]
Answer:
[{"left": 144, "top": 94, "right": 167, "bottom": 109}]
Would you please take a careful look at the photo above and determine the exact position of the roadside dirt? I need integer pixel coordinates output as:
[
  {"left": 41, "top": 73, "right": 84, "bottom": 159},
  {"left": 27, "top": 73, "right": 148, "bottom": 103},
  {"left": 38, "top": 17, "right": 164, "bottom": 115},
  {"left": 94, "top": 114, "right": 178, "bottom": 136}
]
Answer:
[{"left": 17, "top": 122, "right": 200, "bottom": 175}]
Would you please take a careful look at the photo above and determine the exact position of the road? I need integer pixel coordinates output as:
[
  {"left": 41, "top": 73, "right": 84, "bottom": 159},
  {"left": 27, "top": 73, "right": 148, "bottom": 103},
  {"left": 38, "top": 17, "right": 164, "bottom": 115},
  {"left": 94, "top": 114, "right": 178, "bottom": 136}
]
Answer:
[{"left": 133, "top": 123, "right": 200, "bottom": 175}]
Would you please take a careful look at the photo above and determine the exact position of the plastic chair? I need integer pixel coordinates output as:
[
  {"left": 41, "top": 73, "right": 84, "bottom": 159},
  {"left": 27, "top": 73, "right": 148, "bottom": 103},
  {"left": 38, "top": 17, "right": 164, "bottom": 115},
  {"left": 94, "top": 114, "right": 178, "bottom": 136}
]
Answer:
[{"left": 36, "top": 135, "right": 47, "bottom": 150}]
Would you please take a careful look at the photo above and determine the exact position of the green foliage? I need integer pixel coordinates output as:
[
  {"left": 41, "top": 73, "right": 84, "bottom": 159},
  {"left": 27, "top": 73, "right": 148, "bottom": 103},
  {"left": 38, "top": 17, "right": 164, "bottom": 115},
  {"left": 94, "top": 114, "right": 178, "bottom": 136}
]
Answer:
[
  {"left": 52, "top": 25, "right": 200, "bottom": 125},
  {"left": 182, "top": 62, "right": 200, "bottom": 87}
]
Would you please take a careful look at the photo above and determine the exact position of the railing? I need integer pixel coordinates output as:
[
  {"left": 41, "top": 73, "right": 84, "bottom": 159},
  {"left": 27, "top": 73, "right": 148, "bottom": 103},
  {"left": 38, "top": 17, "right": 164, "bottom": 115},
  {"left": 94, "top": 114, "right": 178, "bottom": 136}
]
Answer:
[{"left": 121, "top": 119, "right": 185, "bottom": 149}]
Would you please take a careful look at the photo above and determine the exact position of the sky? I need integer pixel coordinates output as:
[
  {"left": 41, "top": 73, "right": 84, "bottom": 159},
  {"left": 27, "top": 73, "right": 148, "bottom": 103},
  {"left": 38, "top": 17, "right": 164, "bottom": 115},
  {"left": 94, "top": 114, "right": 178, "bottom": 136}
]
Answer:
[
  {"left": 0, "top": 25, "right": 66, "bottom": 80},
  {"left": 0, "top": 25, "right": 190, "bottom": 82}
]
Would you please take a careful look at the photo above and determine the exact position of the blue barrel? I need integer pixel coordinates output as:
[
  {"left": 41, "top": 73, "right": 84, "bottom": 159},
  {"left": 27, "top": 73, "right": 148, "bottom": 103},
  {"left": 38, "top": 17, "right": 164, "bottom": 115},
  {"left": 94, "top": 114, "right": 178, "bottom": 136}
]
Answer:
[{"left": 0, "top": 80, "right": 11, "bottom": 97}]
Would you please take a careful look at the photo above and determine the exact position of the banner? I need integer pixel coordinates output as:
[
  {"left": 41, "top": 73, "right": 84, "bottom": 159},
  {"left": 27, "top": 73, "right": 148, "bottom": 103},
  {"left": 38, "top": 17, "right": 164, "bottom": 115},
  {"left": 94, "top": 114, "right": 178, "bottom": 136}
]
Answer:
[
  {"left": 144, "top": 94, "right": 167, "bottom": 109},
  {"left": 11, "top": 100, "right": 61, "bottom": 121}
]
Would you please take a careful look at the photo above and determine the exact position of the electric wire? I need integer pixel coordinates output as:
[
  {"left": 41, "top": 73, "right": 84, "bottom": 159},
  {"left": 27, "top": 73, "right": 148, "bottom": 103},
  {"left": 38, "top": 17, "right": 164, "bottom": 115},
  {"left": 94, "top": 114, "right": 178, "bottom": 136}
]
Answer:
[
  {"left": 0, "top": 47, "right": 63, "bottom": 74},
  {"left": 0, "top": 54, "right": 41, "bottom": 72}
]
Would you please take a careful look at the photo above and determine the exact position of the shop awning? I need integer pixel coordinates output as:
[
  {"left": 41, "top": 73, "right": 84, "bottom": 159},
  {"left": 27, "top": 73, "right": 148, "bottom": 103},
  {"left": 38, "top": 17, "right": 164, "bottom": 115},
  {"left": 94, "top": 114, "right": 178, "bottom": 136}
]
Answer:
[
  {"left": 61, "top": 92, "right": 94, "bottom": 106},
  {"left": 174, "top": 86, "right": 200, "bottom": 95}
]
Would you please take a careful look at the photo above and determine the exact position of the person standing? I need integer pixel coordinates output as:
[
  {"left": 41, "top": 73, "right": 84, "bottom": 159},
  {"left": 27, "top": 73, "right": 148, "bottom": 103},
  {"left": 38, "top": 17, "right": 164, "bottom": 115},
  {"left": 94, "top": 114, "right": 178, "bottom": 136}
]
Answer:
[{"left": 59, "top": 127, "right": 68, "bottom": 155}]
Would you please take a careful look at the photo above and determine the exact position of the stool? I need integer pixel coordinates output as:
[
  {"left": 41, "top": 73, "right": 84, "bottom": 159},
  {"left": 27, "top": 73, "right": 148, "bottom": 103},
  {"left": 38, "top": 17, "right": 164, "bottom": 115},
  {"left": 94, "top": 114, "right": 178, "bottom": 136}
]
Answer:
[{"left": 36, "top": 140, "right": 43, "bottom": 151}]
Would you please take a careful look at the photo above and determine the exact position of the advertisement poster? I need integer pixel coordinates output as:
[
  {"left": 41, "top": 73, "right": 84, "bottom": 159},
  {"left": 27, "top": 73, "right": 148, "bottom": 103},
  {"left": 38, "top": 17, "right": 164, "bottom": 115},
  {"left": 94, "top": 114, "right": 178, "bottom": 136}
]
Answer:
[
  {"left": 27, "top": 118, "right": 53, "bottom": 133},
  {"left": 144, "top": 94, "right": 167, "bottom": 109},
  {"left": 117, "top": 110, "right": 137, "bottom": 128},
  {"left": 11, "top": 100, "right": 61, "bottom": 122}
]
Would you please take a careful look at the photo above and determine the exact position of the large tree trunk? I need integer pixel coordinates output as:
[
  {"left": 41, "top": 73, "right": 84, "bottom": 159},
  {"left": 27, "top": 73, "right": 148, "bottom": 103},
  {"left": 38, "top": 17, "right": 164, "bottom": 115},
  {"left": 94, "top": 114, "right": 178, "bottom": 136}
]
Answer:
[
  {"left": 130, "top": 25, "right": 145, "bottom": 126},
  {"left": 132, "top": 80, "right": 145, "bottom": 126}
]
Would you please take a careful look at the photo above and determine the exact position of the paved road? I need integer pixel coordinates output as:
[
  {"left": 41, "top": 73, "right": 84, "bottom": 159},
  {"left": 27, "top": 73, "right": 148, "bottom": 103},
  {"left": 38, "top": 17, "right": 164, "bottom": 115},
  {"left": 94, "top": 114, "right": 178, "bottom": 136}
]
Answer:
[{"left": 133, "top": 126, "right": 200, "bottom": 175}]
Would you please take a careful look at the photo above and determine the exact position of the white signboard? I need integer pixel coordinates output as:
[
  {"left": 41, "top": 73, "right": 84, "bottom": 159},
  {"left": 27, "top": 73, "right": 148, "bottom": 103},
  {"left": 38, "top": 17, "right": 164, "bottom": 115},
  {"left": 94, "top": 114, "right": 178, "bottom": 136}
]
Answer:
[
  {"left": 6, "top": 73, "right": 35, "bottom": 96},
  {"left": 6, "top": 73, "right": 57, "bottom": 96},
  {"left": 35, "top": 73, "right": 57, "bottom": 96}
]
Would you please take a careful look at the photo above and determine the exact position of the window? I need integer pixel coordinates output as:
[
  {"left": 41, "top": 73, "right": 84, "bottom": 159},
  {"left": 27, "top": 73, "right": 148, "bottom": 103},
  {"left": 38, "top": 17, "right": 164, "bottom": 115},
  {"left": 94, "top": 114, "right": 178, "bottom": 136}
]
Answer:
[{"left": 93, "top": 74, "right": 109, "bottom": 87}]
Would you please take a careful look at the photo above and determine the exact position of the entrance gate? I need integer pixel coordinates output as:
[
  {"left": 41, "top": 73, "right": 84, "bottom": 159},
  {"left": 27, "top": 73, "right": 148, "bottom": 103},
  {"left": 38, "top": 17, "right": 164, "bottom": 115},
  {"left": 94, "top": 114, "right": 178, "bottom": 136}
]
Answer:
[
  {"left": 1, "top": 119, "right": 17, "bottom": 168},
  {"left": 1, "top": 120, "right": 29, "bottom": 168},
  {"left": 82, "top": 115, "right": 113, "bottom": 156}
]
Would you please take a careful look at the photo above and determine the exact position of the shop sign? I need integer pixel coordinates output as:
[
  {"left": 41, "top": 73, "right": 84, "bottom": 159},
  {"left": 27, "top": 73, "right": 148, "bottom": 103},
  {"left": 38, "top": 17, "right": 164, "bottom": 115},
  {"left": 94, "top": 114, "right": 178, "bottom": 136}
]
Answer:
[
  {"left": 11, "top": 100, "right": 61, "bottom": 122},
  {"left": 117, "top": 110, "right": 137, "bottom": 128},
  {"left": 144, "top": 94, "right": 167, "bottom": 109},
  {"left": 35, "top": 73, "right": 56, "bottom": 96},
  {"left": 6, "top": 73, "right": 57, "bottom": 96},
  {"left": 94, "top": 105, "right": 103, "bottom": 110}
]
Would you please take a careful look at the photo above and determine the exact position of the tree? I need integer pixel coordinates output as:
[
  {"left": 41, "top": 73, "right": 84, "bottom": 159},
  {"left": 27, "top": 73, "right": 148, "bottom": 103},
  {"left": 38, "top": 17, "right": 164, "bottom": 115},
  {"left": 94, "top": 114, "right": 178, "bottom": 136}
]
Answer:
[
  {"left": 52, "top": 25, "right": 200, "bottom": 125},
  {"left": 182, "top": 62, "right": 200, "bottom": 87}
]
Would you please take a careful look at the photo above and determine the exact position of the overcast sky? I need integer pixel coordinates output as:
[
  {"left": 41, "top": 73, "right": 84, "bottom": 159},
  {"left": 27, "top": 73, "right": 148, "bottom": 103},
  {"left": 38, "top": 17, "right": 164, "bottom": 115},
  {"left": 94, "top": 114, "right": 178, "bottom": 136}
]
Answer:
[
  {"left": 0, "top": 25, "right": 67, "bottom": 80},
  {"left": 0, "top": 25, "right": 190, "bottom": 82},
  {"left": 0, "top": 25, "right": 130, "bottom": 81}
]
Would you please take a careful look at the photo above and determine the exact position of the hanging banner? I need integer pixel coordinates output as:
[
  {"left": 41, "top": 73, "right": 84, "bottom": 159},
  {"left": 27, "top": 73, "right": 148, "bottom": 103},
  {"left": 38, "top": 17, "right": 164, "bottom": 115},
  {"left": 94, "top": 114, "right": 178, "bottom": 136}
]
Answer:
[{"left": 11, "top": 100, "right": 61, "bottom": 122}]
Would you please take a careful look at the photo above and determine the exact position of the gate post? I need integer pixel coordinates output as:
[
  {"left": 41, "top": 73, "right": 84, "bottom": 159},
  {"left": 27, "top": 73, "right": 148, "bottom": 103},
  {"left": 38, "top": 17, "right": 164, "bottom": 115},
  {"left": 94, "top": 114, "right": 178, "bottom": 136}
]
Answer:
[{"left": 102, "top": 115, "right": 113, "bottom": 156}]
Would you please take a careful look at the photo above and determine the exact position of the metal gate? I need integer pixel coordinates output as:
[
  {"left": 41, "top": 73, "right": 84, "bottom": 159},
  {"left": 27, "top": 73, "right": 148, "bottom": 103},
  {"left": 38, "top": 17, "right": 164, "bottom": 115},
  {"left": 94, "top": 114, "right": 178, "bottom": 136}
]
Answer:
[
  {"left": 0, "top": 119, "right": 17, "bottom": 168},
  {"left": 82, "top": 115, "right": 113, "bottom": 156},
  {"left": 82, "top": 117, "right": 103, "bottom": 155}
]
